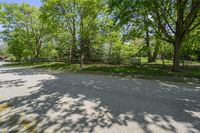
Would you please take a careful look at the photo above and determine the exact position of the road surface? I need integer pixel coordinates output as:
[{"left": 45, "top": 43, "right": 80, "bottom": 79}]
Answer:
[{"left": 0, "top": 64, "right": 200, "bottom": 133}]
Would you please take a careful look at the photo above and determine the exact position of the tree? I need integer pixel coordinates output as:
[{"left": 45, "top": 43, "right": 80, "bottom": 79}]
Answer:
[
  {"left": 41, "top": 0, "right": 79, "bottom": 62},
  {"left": 109, "top": 0, "right": 153, "bottom": 62},
  {"left": 0, "top": 3, "right": 47, "bottom": 61},
  {"left": 182, "top": 30, "right": 200, "bottom": 62},
  {"left": 6, "top": 28, "right": 27, "bottom": 62},
  {"left": 149, "top": 0, "right": 200, "bottom": 71},
  {"left": 109, "top": 0, "right": 200, "bottom": 71},
  {"left": 41, "top": 0, "right": 106, "bottom": 67}
]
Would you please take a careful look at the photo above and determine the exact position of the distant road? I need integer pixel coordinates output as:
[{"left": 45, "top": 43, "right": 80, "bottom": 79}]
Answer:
[
  {"left": 0, "top": 66, "right": 200, "bottom": 133},
  {"left": 0, "top": 61, "right": 13, "bottom": 66}
]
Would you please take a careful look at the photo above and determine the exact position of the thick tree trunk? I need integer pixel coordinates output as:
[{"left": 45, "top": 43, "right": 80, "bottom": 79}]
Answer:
[
  {"left": 173, "top": 40, "right": 182, "bottom": 71},
  {"left": 150, "top": 41, "right": 159, "bottom": 62}
]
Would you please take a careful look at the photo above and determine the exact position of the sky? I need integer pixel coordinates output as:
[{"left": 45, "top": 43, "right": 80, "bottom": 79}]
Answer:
[{"left": 1, "top": 0, "right": 41, "bottom": 7}]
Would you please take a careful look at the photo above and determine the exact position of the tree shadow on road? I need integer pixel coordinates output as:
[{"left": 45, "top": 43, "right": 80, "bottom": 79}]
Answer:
[
  {"left": 0, "top": 68, "right": 200, "bottom": 133},
  {"left": 0, "top": 79, "right": 26, "bottom": 88},
  {"left": 0, "top": 67, "right": 51, "bottom": 76}
]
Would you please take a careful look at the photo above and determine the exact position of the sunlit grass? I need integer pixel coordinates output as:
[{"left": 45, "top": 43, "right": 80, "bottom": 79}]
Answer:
[
  {"left": 0, "top": 103, "right": 12, "bottom": 112},
  {"left": 20, "top": 120, "right": 37, "bottom": 132}
]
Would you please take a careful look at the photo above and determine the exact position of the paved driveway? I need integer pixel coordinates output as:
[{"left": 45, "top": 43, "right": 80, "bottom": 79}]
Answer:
[{"left": 0, "top": 65, "right": 200, "bottom": 133}]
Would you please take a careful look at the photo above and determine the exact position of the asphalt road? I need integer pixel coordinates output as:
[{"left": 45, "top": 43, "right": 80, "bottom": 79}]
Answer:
[{"left": 0, "top": 64, "right": 200, "bottom": 133}]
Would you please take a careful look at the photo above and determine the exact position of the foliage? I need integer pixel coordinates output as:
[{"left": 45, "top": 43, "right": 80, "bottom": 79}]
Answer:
[
  {"left": 0, "top": 0, "right": 200, "bottom": 74},
  {"left": 109, "top": 0, "right": 200, "bottom": 71}
]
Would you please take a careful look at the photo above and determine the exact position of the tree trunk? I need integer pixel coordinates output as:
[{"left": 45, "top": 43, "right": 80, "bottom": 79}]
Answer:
[
  {"left": 145, "top": 29, "right": 152, "bottom": 63},
  {"left": 17, "top": 56, "right": 21, "bottom": 63},
  {"left": 173, "top": 41, "right": 181, "bottom": 71},
  {"left": 150, "top": 50, "right": 158, "bottom": 62},
  {"left": 108, "top": 41, "right": 112, "bottom": 64},
  {"left": 34, "top": 54, "right": 39, "bottom": 63},
  {"left": 150, "top": 41, "right": 159, "bottom": 62},
  {"left": 86, "top": 46, "right": 90, "bottom": 63},
  {"left": 144, "top": 14, "right": 152, "bottom": 63},
  {"left": 162, "top": 57, "right": 165, "bottom": 66},
  {"left": 69, "top": 45, "right": 72, "bottom": 62},
  {"left": 161, "top": 53, "right": 165, "bottom": 66},
  {"left": 84, "top": 38, "right": 91, "bottom": 63},
  {"left": 80, "top": 52, "right": 84, "bottom": 68},
  {"left": 71, "top": 31, "right": 76, "bottom": 62}
]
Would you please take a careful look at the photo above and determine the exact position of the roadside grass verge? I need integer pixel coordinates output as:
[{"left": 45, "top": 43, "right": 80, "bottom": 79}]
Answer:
[
  {"left": 4, "top": 62, "right": 200, "bottom": 79},
  {"left": 82, "top": 65, "right": 200, "bottom": 79},
  {"left": 4, "top": 62, "right": 80, "bottom": 71},
  {"left": 0, "top": 103, "right": 12, "bottom": 112}
]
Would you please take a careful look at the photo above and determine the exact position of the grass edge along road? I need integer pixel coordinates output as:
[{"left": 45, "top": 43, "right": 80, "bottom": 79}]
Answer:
[{"left": 4, "top": 62, "right": 200, "bottom": 80}]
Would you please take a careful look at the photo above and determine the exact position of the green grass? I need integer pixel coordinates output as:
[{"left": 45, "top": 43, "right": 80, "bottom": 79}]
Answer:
[
  {"left": 5, "top": 62, "right": 80, "bottom": 71},
  {"left": 0, "top": 103, "right": 12, "bottom": 112},
  {"left": 4, "top": 62, "right": 200, "bottom": 79},
  {"left": 34, "top": 62, "right": 80, "bottom": 71},
  {"left": 141, "top": 57, "right": 200, "bottom": 66},
  {"left": 140, "top": 57, "right": 173, "bottom": 65},
  {"left": 82, "top": 65, "right": 200, "bottom": 78},
  {"left": 82, "top": 65, "right": 170, "bottom": 76}
]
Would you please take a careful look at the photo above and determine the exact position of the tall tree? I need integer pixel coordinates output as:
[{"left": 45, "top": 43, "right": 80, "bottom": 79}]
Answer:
[
  {"left": 109, "top": 0, "right": 200, "bottom": 71},
  {"left": 0, "top": 3, "right": 47, "bottom": 61},
  {"left": 149, "top": 0, "right": 200, "bottom": 71},
  {"left": 41, "top": 0, "right": 78, "bottom": 62},
  {"left": 41, "top": 0, "right": 105, "bottom": 67}
]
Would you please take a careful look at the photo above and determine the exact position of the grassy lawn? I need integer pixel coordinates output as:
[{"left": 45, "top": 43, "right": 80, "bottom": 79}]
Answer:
[
  {"left": 141, "top": 57, "right": 200, "bottom": 65},
  {"left": 4, "top": 62, "right": 200, "bottom": 79}
]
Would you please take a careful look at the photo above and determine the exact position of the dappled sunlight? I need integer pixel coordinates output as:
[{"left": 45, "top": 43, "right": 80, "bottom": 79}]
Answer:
[
  {"left": 0, "top": 68, "right": 200, "bottom": 132},
  {"left": 184, "top": 110, "right": 200, "bottom": 119},
  {"left": 160, "top": 83, "right": 179, "bottom": 89},
  {"left": 143, "top": 114, "right": 199, "bottom": 133},
  {"left": 0, "top": 68, "right": 56, "bottom": 101}
]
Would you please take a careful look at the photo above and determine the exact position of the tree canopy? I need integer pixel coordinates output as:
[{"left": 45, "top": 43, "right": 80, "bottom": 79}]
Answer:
[{"left": 0, "top": 0, "right": 200, "bottom": 71}]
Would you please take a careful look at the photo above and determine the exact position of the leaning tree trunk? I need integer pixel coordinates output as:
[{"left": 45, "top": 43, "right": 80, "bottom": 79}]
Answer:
[
  {"left": 150, "top": 41, "right": 160, "bottom": 62},
  {"left": 150, "top": 48, "right": 158, "bottom": 62}
]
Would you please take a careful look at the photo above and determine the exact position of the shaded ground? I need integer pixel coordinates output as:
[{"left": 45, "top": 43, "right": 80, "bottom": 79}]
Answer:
[
  {"left": 0, "top": 65, "right": 200, "bottom": 133},
  {"left": 5, "top": 62, "right": 200, "bottom": 79}
]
